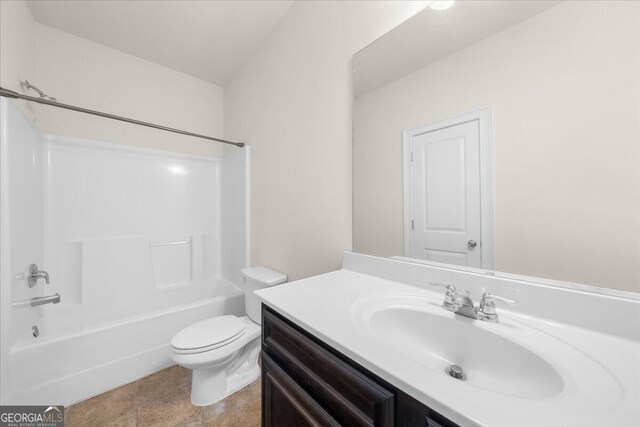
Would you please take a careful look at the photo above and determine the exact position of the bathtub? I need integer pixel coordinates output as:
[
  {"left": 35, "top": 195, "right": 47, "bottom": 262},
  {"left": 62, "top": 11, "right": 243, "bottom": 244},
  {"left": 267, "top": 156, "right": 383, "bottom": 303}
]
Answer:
[
  {"left": 3, "top": 279, "right": 244, "bottom": 406},
  {"left": 0, "top": 99, "right": 250, "bottom": 406}
]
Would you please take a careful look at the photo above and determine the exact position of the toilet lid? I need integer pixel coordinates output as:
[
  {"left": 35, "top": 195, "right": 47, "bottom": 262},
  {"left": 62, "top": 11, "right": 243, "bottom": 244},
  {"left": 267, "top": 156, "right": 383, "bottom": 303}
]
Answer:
[{"left": 171, "top": 315, "right": 246, "bottom": 351}]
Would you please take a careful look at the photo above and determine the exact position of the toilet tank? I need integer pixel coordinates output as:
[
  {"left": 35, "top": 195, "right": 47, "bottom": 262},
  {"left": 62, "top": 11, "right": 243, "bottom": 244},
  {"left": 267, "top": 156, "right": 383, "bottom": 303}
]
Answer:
[{"left": 241, "top": 266, "right": 287, "bottom": 324}]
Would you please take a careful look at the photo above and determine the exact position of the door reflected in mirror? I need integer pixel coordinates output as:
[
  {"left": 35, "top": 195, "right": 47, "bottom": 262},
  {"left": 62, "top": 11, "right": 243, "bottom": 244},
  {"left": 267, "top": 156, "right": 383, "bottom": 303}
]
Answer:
[{"left": 352, "top": 0, "right": 639, "bottom": 293}]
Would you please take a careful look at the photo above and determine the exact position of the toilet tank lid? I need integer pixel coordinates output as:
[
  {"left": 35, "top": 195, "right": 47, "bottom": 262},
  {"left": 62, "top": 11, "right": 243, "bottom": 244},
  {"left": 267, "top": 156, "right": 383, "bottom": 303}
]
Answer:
[{"left": 241, "top": 266, "right": 287, "bottom": 286}]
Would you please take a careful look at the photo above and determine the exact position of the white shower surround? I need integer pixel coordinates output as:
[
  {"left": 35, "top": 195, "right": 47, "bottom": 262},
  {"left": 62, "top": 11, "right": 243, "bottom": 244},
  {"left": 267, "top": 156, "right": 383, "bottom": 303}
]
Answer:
[{"left": 0, "top": 98, "right": 249, "bottom": 405}]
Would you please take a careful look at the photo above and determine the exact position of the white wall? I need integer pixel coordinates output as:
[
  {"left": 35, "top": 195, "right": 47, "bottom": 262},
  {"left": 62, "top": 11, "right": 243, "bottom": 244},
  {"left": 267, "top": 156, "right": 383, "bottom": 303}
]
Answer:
[
  {"left": 1, "top": 1, "right": 224, "bottom": 157},
  {"left": 224, "top": 1, "right": 428, "bottom": 281},
  {"left": 353, "top": 1, "right": 640, "bottom": 292},
  {"left": 0, "top": 0, "right": 36, "bottom": 120}
]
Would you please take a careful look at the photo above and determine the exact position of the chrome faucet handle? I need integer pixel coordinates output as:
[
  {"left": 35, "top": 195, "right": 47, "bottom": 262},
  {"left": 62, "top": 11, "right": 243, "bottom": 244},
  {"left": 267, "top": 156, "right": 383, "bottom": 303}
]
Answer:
[
  {"left": 481, "top": 291, "right": 516, "bottom": 305},
  {"left": 28, "top": 264, "right": 50, "bottom": 287},
  {"left": 429, "top": 282, "right": 456, "bottom": 292},
  {"left": 478, "top": 289, "right": 516, "bottom": 322},
  {"left": 429, "top": 283, "right": 458, "bottom": 311}
]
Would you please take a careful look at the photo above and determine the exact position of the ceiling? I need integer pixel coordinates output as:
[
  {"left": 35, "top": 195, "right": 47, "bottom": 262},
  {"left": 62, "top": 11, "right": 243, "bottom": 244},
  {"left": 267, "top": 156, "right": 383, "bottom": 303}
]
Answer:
[
  {"left": 353, "top": 1, "right": 561, "bottom": 97},
  {"left": 26, "top": 0, "right": 294, "bottom": 86}
]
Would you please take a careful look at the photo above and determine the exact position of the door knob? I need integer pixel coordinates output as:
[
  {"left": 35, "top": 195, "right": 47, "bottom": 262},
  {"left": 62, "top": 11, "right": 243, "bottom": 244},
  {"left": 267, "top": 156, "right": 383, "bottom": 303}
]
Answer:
[{"left": 467, "top": 240, "right": 477, "bottom": 249}]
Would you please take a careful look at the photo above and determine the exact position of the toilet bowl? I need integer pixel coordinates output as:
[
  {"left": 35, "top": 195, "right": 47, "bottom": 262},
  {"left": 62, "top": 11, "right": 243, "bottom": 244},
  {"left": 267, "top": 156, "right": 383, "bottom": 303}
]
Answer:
[{"left": 170, "top": 266, "right": 287, "bottom": 406}]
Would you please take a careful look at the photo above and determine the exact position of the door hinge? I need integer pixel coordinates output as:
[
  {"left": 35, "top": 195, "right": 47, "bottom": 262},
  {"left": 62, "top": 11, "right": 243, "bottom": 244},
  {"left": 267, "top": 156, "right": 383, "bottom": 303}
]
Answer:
[
  {"left": 411, "top": 220, "right": 414, "bottom": 230},
  {"left": 410, "top": 152, "right": 413, "bottom": 162}
]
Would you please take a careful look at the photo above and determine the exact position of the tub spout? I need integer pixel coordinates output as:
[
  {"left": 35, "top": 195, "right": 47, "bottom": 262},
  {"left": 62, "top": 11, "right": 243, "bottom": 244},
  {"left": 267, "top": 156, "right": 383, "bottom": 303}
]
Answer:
[{"left": 31, "top": 294, "right": 61, "bottom": 307}]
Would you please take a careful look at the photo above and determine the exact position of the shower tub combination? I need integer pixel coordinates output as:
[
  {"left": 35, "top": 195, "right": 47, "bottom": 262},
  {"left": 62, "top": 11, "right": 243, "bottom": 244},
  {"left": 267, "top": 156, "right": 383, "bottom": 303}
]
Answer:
[{"left": 0, "top": 98, "right": 250, "bottom": 406}]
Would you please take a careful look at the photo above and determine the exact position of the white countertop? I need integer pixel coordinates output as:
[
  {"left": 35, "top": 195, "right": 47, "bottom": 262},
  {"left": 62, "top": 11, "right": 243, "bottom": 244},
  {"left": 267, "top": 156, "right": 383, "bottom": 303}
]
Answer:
[{"left": 256, "top": 259, "right": 640, "bottom": 427}]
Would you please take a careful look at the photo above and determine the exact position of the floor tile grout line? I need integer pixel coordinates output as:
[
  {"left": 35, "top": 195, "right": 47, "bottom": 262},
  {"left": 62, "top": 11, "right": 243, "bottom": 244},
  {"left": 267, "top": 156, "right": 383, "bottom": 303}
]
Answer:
[
  {"left": 65, "top": 408, "right": 73, "bottom": 427},
  {"left": 135, "top": 370, "right": 190, "bottom": 409},
  {"left": 136, "top": 382, "right": 191, "bottom": 409},
  {"left": 199, "top": 407, "right": 207, "bottom": 426},
  {"left": 133, "top": 378, "right": 139, "bottom": 427}
]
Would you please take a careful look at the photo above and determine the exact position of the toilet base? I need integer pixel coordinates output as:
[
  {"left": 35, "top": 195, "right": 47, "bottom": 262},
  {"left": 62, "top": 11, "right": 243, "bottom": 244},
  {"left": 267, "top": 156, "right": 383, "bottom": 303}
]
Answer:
[{"left": 189, "top": 336, "right": 261, "bottom": 406}]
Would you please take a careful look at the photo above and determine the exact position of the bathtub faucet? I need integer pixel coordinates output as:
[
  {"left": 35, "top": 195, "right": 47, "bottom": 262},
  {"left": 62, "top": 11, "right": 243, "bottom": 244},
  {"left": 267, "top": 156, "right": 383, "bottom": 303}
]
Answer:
[{"left": 28, "top": 264, "right": 50, "bottom": 287}]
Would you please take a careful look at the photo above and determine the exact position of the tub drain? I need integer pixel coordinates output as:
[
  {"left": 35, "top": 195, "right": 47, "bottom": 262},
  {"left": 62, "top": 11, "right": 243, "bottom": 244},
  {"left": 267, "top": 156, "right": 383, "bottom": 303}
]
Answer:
[{"left": 446, "top": 364, "right": 465, "bottom": 380}]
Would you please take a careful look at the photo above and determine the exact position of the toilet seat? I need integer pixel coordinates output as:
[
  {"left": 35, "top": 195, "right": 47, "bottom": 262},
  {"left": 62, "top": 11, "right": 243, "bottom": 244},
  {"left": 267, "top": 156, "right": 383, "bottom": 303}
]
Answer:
[{"left": 171, "top": 315, "right": 246, "bottom": 355}]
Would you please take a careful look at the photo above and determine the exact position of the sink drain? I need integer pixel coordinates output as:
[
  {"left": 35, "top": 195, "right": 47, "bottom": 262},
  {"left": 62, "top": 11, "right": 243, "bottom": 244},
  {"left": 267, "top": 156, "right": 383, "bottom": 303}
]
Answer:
[{"left": 446, "top": 364, "right": 466, "bottom": 380}]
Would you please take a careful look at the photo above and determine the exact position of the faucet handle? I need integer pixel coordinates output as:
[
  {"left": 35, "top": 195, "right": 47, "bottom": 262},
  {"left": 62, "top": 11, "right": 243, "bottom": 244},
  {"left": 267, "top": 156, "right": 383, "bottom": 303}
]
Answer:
[
  {"left": 478, "top": 289, "right": 516, "bottom": 322},
  {"left": 429, "top": 283, "right": 458, "bottom": 310},
  {"left": 480, "top": 290, "right": 516, "bottom": 305},
  {"left": 429, "top": 282, "right": 456, "bottom": 293}
]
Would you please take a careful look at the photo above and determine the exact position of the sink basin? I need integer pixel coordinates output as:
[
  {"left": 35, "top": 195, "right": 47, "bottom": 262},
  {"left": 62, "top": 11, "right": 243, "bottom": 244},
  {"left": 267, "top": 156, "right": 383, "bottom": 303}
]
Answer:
[
  {"left": 367, "top": 302, "right": 563, "bottom": 399},
  {"left": 351, "top": 293, "right": 582, "bottom": 400}
]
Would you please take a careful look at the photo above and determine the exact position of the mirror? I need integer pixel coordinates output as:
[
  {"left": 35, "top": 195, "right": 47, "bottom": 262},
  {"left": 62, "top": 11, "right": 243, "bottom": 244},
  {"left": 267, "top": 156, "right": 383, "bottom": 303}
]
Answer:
[{"left": 352, "top": 0, "right": 639, "bottom": 293}]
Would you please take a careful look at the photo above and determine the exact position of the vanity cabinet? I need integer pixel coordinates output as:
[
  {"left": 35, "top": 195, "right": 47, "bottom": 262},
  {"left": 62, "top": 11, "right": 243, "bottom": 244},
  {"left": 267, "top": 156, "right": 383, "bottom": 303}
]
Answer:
[{"left": 261, "top": 305, "right": 458, "bottom": 427}]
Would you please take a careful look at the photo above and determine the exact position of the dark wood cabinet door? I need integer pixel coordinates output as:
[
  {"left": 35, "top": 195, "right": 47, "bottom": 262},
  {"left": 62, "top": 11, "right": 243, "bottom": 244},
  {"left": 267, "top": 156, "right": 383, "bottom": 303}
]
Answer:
[
  {"left": 262, "top": 352, "right": 341, "bottom": 427},
  {"left": 396, "top": 390, "right": 459, "bottom": 427},
  {"left": 261, "top": 304, "right": 459, "bottom": 427},
  {"left": 262, "top": 306, "right": 395, "bottom": 427}
]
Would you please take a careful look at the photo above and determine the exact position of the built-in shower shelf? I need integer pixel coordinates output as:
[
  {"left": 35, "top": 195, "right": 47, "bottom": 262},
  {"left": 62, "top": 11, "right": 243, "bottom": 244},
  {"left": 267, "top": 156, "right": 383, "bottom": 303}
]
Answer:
[
  {"left": 149, "top": 240, "right": 191, "bottom": 247},
  {"left": 149, "top": 238, "right": 192, "bottom": 288}
]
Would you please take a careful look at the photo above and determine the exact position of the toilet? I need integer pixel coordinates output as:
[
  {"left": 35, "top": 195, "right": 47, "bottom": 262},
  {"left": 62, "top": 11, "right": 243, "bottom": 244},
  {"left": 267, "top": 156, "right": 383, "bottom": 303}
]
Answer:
[{"left": 170, "top": 266, "right": 287, "bottom": 406}]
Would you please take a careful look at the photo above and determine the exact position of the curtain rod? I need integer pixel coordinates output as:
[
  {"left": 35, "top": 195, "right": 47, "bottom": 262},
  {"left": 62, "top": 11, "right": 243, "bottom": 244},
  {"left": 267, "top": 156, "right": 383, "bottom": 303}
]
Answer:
[{"left": 0, "top": 86, "right": 245, "bottom": 148}]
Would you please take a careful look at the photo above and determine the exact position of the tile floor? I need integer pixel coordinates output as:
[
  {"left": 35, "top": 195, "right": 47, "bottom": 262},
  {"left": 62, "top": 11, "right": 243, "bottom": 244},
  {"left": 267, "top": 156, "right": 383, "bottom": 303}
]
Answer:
[{"left": 65, "top": 366, "right": 261, "bottom": 427}]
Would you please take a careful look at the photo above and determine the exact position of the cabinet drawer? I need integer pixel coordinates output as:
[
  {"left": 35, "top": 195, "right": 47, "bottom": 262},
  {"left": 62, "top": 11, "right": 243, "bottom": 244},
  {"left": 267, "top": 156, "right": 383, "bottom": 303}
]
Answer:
[
  {"left": 263, "top": 352, "right": 341, "bottom": 427},
  {"left": 262, "top": 306, "right": 395, "bottom": 427}
]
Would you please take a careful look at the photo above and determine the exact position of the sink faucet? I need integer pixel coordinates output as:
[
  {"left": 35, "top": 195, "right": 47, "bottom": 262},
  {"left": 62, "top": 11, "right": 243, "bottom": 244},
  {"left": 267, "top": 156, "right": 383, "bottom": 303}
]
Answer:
[{"left": 429, "top": 283, "right": 516, "bottom": 322}]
